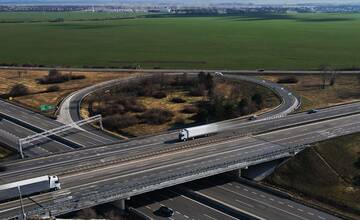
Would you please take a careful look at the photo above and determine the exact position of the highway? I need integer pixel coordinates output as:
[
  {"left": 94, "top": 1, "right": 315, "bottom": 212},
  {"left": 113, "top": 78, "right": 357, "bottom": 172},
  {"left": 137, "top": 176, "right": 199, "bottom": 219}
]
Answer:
[
  {"left": 181, "top": 177, "right": 341, "bottom": 220},
  {"left": 0, "top": 70, "right": 359, "bottom": 219},
  {"left": 129, "top": 189, "right": 238, "bottom": 220},
  {"left": 0, "top": 117, "right": 72, "bottom": 157},
  {"left": 1, "top": 113, "right": 359, "bottom": 218},
  {"left": 1, "top": 101, "right": 359, "bottom": 178},
  {"left": 0, "top": 100, "right": 117, "bottom": 155}
]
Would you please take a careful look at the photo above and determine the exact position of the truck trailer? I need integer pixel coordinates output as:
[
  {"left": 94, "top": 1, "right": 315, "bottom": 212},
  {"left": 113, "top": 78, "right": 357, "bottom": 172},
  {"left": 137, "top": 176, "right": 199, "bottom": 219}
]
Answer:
[
  {"left": 0, "top": 175, "right": 61, "bottom": 202},
  {"left": 179, "top": 124, "right": 218, "bottom": 141}
]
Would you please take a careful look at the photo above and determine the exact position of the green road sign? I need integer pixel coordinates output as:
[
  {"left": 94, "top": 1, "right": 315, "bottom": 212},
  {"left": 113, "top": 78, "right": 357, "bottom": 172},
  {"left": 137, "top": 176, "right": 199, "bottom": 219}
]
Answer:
[{"left": 40, "top": 104, "right": 55, "bottom": 112}]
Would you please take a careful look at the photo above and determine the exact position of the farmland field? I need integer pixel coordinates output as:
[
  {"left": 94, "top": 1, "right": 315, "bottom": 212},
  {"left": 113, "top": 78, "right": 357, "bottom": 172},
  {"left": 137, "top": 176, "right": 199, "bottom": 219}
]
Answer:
[
  {"left": 0, "top": 12, "right": 360, "bottom": 69},
  {"left": 0, "top": 11, "right": 148, "bottom": 22}
]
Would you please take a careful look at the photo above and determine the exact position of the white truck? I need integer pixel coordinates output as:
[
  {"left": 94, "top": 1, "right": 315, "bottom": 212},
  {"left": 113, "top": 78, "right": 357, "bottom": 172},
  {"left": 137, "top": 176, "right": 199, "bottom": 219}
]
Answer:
[
  {"left": 179, "top": 124, "right": 219, "bottom": 141},
  {"left": 0, "top": 175, "right": 61, "bottom": 202}
]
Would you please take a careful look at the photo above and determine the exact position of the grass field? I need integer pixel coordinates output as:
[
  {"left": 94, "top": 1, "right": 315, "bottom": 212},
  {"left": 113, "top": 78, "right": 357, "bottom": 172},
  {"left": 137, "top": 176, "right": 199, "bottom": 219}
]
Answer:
[
  {"left": 1, "top": 13, "right": 360, "bottom": 69},
  {"left": 262, "top": 74, "right": 360, "bottom": 111},
  {"left": 0, "top": 11, "right": 148, "bottom": 23},
  {"left": 267, "top": 133, "right": 360, "bottom": 219}
]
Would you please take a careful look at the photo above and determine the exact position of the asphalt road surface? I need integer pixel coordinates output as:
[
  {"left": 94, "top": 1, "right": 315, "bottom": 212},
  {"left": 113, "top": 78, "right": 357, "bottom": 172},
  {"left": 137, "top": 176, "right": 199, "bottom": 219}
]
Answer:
[
  {"left": 1, "top": 114, "right": 359, "bottom": 218},
  {"left": 129, "top": 189, "right": 238, "bottom": 220},
  {"left": 182, "top": 177, "right": 341, "bottom": 220}
]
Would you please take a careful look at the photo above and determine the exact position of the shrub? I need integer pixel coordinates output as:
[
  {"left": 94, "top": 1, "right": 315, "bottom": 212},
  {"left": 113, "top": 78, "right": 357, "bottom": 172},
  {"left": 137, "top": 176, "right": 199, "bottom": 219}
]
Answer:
[
  {"left": 182, "top": 105, "right": 198, "bottom": 114},
  {"left": 189, "top": 84, "right": 206, "bottom": 96},
  {"left": 152, "top": 91, "right": 167, "bottom": 99},
  {"left": 354, "top": 157, "right": 360, "bottom": 169},
  {"left": 170, "top": 97, "right": 186, "bottom": 103},
  {"left": 71, "top": 75, "right": 86, "bottom": 80},
  {"left": 174, "top": 116, "right": 185, "bottom": 125},
  {"left": 38, "top": 69, "right": 85, "bottom": 84},
  {"left": 353, "top": 175, "right": 360, "bottom": 186},
  {"left": 277, "top": 76, "right": 298, "bottom": 84},
  {"left": 139, "top": 108, "right": 174, "bottom": 125},
  {"left": 103, "top": 114, "right": 139, "bottom": 130},
  {"left": 46, "top": 85, "right": 60, "bottom": 92},
  {"left": 9, "top": 84, "right": 29, "bottom": 97}
]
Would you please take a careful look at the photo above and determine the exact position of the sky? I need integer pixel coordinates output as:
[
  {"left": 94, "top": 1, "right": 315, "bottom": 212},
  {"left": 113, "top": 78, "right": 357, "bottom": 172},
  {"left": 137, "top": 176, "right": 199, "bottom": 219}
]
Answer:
[{"left": 1, "top": 0, "right": 360, "bottom": 4}]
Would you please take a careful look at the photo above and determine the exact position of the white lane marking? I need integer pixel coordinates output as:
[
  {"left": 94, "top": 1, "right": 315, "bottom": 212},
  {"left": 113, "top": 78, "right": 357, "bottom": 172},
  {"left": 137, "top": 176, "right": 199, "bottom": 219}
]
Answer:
[
  {"left": 218, "top": 186, "right": 309, "bottom": 220},
  {"left": 297, "top": 208, "right": 304, "bottom": 212},
  {"left": 184, "top": 215, "right": 189, "bottom": 218},
  {"left": 203, "top": 214, "right": 217, "bottom": 220},
  {"left": 318, "top": 216, "right": 326, "bottom": 219},
  {"left": 168, "top": 190, "right": 238, "bottom": 220},
  {"left": 307, "top": 212, "right": 314, "bottom": 216},
  {"left": 235, "top": 199, "right": 255, "bottom": 208}
]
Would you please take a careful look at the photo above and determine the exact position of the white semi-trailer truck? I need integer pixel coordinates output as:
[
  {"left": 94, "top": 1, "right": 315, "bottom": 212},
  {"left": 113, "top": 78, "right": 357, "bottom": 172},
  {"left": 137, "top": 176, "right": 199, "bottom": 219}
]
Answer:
[
  {"left": 0, "top": 175, "right": 61, "bottom": 202},
  {"left": 179, "top": 124, "right": 218, "bottom": 141}
]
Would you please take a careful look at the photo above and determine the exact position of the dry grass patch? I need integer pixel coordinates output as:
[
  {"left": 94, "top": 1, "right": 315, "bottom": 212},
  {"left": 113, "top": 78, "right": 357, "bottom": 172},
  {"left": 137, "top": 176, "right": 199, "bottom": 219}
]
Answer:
[
  {"left": 0, "top": 69, "right": 133, "bottom": 115},
  {"left": 122, "top": 91, "right": 203, "bottom": 136},
  {"left": 267, "top": 133, "right": 360, "bottom": 219},
  {"left": 261, "top": 74, "right": 360, "bottom": 111}
]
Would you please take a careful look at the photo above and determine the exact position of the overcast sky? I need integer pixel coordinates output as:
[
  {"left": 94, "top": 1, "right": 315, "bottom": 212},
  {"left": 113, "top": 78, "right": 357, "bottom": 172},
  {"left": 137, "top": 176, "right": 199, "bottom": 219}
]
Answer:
[{"left": 1, "top": 0, "right": 360, "bottom": 4}]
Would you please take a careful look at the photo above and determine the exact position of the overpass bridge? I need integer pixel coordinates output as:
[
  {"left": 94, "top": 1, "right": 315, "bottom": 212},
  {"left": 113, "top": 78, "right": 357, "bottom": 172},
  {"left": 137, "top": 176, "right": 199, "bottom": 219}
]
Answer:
[{"left": 0, "top": 113, "right": 359, "bottom": 219}]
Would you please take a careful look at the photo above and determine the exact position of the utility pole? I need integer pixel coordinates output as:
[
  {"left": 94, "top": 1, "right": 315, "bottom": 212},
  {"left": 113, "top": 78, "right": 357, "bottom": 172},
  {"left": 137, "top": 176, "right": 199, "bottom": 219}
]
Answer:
[{"left": 17, "top": 186, "right": 26, "bottom": 220}]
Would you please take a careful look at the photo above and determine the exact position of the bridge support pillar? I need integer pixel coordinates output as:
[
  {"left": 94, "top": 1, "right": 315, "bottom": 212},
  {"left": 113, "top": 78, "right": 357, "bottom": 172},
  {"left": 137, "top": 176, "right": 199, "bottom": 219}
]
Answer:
[
  {"left": 242, "top": 158, "right": 288, "bottom": 181},
  {"left": 112, "top": 198, "right": 130, "bottom": 211},
  {"left": 227, "top": 168, "right": 246, "bottom": 179}
]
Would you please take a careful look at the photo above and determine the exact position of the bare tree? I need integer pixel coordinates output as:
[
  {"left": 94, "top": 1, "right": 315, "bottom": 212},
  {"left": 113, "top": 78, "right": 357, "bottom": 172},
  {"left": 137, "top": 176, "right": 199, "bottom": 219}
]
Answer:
[
  {"left": 319, "top": 65, "right": 331, "bottom": 89},
  {"left": 329, "top": 70, "right": 338, "bottom": 86}
]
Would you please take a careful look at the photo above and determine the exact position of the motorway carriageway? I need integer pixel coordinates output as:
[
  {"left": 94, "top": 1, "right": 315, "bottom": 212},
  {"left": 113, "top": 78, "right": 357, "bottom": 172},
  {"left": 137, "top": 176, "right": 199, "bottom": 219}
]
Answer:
[
  {"left": 129, "top": 188, "right": 238, "bottom": 220},
  {"left": 183, "top": 177, "right": 340, "bottom": 220},
  {"left": 0, "top": 117, "right": 73, "bottom": 157},
  {"left": 1, "top": 100, "right": 359, "bottom": 159},
  {"left": 131, "top": 176, "right": 341, "bottom": 220},
  {"left": 0, "top": 100, "right": 117, "bottom": 149},
  {"left": 0, "top": 114, "right": 360, "bottom": 218},
  {"left": 1, "top": 101, "right": 359, "bottom": 175}
]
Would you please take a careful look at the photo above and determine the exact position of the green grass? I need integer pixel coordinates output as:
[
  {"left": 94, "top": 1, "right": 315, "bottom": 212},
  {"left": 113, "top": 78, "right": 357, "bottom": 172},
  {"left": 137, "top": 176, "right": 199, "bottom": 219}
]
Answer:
[
  {"left": 1, "top": 12, "right": 360, "bottom": 69},
  {"left": 0, "top": 11, "right": 147, "bottom": 23},
  {"left": 267, "top": 133, "right": 360, "bottom": 218}
]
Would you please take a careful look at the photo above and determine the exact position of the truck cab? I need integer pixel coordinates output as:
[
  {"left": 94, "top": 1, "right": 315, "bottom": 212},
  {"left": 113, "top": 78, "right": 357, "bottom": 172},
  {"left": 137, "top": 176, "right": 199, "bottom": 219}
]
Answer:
[
  {"left": 49, "top": 176, "right": 61, "bottom": 191},
  {"left": 179, "top": 129, "right": 188, "bottom": 141}
]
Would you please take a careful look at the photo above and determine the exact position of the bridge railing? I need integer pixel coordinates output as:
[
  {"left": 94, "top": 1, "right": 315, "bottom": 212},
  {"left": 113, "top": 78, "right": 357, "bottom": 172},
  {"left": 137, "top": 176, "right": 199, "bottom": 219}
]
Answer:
[{"left": 20, "top": 144, "right": 309, "bottom": 219}]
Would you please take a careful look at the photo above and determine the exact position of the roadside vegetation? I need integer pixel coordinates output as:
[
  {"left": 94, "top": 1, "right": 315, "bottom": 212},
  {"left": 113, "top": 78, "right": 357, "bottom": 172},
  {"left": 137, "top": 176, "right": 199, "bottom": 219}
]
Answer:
[
  {"left": 1, "top": 13, "right": 360, "bottom": 69},
  {"left": 0, "top": 146, "right": 12, "bottom": 161},
  {"left": 262, "top": 74, "right": 360, "bottom": 111},
  {"left": 0, "top": 69, "right": 132, "bottom": 116},
  {"left": 266, "top": 133, "right": 360, "bottom": 219},
  {"left": 85, "top": 73, "right": 279, "bottom": 137}
]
